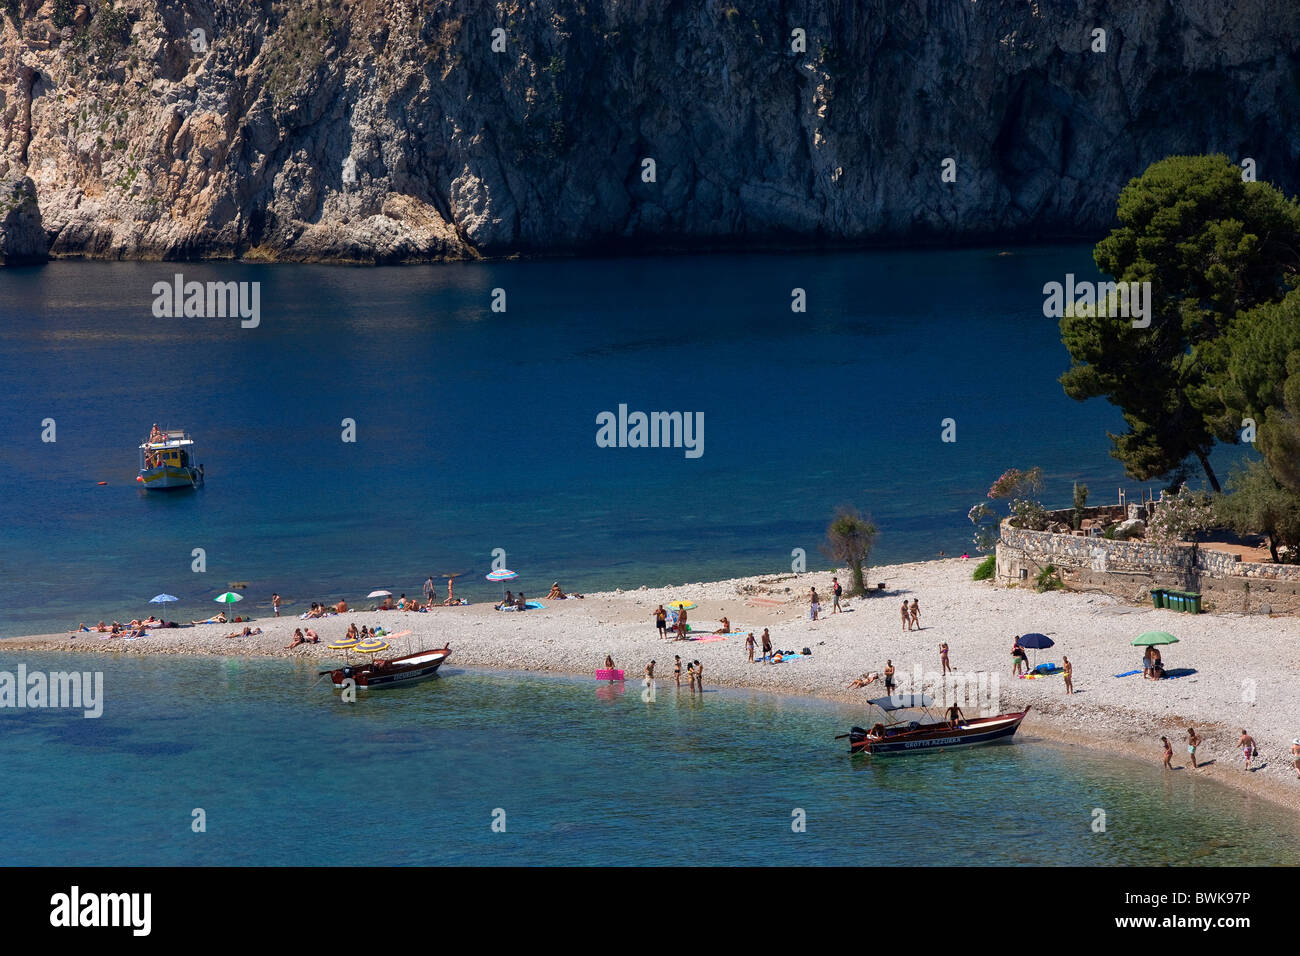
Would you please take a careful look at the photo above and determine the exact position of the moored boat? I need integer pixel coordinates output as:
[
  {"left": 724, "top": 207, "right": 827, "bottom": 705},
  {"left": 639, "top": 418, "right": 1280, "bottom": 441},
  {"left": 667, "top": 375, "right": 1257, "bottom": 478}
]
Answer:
[
  {"left": 840, "top": 693, "right": 1029, "bottom": 755},
  {"left": 138, "top": 427, "right": 204, "bottom": 490},
  {"left": 323, "top": 644, "right": 452, "bottom": 690}
]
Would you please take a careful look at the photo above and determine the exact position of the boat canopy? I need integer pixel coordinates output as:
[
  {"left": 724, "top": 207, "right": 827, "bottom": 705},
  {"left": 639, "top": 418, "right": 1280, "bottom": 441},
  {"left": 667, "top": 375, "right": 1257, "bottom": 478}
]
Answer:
[{"left": 868, "top": 692, "right": 935, "bottom": 712}]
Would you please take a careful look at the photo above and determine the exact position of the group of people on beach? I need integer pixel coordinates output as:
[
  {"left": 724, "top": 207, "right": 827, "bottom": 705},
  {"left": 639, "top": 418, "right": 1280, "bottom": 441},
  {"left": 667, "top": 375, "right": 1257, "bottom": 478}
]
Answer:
[
  {"left": 1160, "top": 728, "right": 1300, "bottom": 778},
  {"left": 628, "top": 655, "right": 707, "bottom": 692}
]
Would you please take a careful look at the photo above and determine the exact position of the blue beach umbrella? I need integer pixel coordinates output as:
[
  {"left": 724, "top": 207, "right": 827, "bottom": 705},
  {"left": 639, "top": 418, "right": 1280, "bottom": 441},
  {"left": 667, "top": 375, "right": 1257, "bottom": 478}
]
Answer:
[
  {"left": 1018, "top": 632, "right": 1055, "bottom": 668},
  {"left": 149, "top": 594, "right": 179, "bottom": 604}
]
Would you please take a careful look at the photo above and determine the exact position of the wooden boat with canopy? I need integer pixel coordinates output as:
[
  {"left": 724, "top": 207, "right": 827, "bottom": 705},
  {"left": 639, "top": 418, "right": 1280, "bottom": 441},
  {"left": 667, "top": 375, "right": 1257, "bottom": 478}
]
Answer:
[{"left": 839, "top": 693, "right": 1029, "bottom": 755}]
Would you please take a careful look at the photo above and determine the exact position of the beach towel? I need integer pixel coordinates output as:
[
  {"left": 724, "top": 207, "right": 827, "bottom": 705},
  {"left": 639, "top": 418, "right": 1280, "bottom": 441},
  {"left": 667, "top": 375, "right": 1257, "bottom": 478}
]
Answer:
[
  {"left": 1114, "top": 669, "right": 1141, "bottom": 678},
  {"left": 689, "top": 635, "right": 728, "bottom": 643}
]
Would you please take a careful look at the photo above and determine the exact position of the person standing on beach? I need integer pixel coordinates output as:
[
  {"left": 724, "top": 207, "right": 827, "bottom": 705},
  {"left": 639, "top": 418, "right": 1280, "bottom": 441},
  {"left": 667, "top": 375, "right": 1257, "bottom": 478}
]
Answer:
[
  {"left": 272, "top": 593, "right": 281, "bottom": 617},
  {"left": 831, "top": 577, "right": 842, "bottom": 614},
  {"left": 654, "top": 605, "right": 668, "bottom": 639},
  {"left": 883, "top": 660, "right": 896, "bottom": 694},
  {"left": 761, "top": 629, "right": 773, "bottom": 664},
  {"left": 1292, "top": 739, "right": 1300, "bottom": 779},
  {"left": 1011, "top": 637, "right": 1028, "bottom": 676},
  {"left": 423, "top": 575, "right": 435, "bottom": 606},
  {"left": 673, "top": 655, "right": 682, "bottom": 687},
  {"left": 900, "top": 601, "right": 909, "bottom": 632},
  {"left": 685, "top": 661, "right": 696, "bottom": 693},
  {"left": 1062, "top": 655, "right": 1073, "bottom": 694},
  {"left": 695, "top": 660, "right": 704, "bottom": 692},
  {"left": 1187, "top": 728, "right": 1202, "bottom": 769},
  {"left": 809, "top": 587, "right": 820, "bottom": 621},
  {"left": 909, "top": 599, "right": 920, "bottom": 630},
  {"left": 939, "top": 643, "right": 951, "bottom": 675},
  {"left": 1161, "top": 736, "right": 1174, "bottom": 769},
  {"left": 645, "top": 660, "right": 656, "bottom": 681},
  {"left": 676, "top": 606, "right": 689, "bottom": 640},
  {"left": 746, "top": 632, "right": 756, "bottom": 662},
  {"left": 1239, "top": 729, "right": 1257, "bottom": 771}
]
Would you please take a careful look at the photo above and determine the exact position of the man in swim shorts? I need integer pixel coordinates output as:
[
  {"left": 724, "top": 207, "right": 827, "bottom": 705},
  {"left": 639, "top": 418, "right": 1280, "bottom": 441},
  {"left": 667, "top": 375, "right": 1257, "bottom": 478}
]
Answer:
[
  {"left": 883, "top": 660, "right": 895, "bottom": 693},
  {"left": 1239, "top": 729, "right": 1257, "bottom": 771}
]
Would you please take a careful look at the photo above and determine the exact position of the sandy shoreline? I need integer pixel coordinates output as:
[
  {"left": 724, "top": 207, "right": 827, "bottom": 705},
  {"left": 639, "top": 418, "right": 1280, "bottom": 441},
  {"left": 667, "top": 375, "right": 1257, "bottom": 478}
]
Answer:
[{"left": 5, "top": 558, "right": 1299, "bottom": 815}]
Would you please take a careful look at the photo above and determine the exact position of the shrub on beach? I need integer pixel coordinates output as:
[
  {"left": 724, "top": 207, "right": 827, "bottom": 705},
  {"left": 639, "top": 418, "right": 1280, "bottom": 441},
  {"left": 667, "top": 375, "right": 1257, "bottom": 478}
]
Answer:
[
  {"left": 972, "top": 554, "right": 996, "bottom": 581},
  {"left": 821, "top": 506, "right": 878, "bottom": 596}
]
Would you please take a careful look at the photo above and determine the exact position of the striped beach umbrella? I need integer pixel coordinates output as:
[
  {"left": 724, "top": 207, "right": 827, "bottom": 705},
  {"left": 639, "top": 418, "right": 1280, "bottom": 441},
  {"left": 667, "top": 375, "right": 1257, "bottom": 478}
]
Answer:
[
  {"left": 667, "top": 600, "right": 696, "bottom": 610},
  {"left": 328, "top": 637, "right": 360, "bottom": 650},
  {"left": 214, "top": 592, "right": 243, "bottom": 604},
  {"left": 356, "top": 639, "right": 390, "bottom": 654},
  {"left": 486, "top": 568, "right": 518, "bottom": 599}
]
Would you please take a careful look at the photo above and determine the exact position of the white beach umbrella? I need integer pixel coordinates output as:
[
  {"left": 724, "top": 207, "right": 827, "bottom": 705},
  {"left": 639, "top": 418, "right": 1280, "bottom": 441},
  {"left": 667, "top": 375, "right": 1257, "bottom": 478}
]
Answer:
[{"left": 367, "top": 590, "right": 392, "bottom": 598}]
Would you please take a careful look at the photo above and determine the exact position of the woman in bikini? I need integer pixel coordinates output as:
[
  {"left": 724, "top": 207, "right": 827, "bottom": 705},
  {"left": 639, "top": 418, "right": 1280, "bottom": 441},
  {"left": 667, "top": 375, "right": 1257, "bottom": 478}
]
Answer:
[
  {"left": 673, "top": 655, "right": 682, "bottom": 687},
  {"left": 939, "top": 643, "right": 951, "bottom": 675}
]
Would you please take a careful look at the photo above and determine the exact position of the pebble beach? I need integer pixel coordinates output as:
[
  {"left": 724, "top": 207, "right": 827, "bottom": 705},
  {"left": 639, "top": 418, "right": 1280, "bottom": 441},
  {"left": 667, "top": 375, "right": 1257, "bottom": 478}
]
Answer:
[{"left": 7, "top": 558, "right": 1299, "bottom": 814}]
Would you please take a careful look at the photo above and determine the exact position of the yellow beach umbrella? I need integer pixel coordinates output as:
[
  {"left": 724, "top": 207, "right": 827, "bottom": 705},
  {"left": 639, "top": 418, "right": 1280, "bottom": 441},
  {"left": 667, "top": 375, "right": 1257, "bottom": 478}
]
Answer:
[
  {"left": 328, "top": 637, "right": 360, "bottom": 650},
  {"left": 667, "top": 600, "right": 696, "bottom": 610},
  {"left": 356, "top": 639, "right": 390, "bottom": 654}
]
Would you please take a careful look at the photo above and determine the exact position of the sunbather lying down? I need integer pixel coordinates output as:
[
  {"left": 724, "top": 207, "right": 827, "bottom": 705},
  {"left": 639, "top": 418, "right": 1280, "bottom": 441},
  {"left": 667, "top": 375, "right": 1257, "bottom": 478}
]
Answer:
[
  {"left": 193, "top": 613, "right": 227, "bottom": 625},
  {"left": 224, "top": 626, "right": 262, "bottom": 639},
  {"left": 847, "top": 672, "right": 881, "bottom": 689}
]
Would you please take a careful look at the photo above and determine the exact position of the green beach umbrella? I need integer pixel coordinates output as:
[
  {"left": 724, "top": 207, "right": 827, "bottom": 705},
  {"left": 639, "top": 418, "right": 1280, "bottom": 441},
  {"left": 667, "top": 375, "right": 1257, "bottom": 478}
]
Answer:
[
  {"left": 215, "top": 592, "right": 243, "bottom": 605},
  {"left": 1132, "top": 631, "right": 1179, "bottom": 646}
]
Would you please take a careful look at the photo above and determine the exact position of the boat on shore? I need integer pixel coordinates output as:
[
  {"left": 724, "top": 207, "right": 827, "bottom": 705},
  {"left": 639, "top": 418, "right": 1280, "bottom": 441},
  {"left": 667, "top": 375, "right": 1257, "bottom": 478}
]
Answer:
[
  {"left": 840, "top": 693, "right": 1029, "bottom": 755},
  {"left": 138, "top": 428, "right": 204, "bottom": 490},
  {"left": 323, "top": 644, "right": 452, "bottom": 690}
]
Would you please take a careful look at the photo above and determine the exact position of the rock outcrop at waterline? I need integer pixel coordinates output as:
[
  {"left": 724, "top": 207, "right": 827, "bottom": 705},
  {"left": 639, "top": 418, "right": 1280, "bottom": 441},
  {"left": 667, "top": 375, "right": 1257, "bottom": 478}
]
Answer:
[{"left": 1, "top": 0, "right": 1297, "bottom": 264}]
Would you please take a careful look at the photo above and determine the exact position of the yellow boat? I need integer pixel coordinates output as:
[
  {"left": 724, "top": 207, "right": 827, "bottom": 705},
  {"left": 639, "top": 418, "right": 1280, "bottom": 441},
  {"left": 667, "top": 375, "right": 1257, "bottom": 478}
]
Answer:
[{"left": 137, "top": 428, "right": 204, "bottom": 490}]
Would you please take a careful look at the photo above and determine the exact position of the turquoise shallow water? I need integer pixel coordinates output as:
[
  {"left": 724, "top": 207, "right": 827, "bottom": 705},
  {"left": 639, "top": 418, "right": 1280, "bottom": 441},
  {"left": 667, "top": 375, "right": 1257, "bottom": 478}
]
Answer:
[
  {"left": 0, "top": 246, "right": 1242, "bottom": 636},
  {"left": 0, "top": 653, "right": 1295, "bottom": 866}
]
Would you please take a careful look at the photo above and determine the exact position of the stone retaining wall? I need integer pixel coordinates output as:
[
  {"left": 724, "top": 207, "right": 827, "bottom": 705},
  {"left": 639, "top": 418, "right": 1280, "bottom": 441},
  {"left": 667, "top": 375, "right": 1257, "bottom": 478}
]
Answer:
[{"left": 995, "top": 520, "right": 1300, "bottom": 614}]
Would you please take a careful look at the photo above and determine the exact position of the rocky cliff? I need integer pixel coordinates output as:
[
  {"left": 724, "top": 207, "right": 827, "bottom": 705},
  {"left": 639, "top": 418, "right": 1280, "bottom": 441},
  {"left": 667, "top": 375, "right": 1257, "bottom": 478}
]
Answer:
[{"left": 1, "top": 0, "right": 1297, "bottom": 264}]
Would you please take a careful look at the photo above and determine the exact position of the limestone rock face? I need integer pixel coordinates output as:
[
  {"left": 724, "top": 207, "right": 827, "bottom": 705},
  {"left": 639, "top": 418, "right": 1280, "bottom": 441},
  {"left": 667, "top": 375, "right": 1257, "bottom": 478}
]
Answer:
[
  {"left": 1, "top": 0, "right": 1297, "bottom": 263},
  {"left": 0, "top": 176, "right": 46, "bottom": 262}
]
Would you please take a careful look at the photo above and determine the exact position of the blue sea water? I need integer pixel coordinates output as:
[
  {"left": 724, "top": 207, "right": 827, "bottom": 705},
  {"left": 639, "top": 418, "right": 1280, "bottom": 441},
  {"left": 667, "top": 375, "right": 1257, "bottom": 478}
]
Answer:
[
  {"left": 1, "top": 654, "right": 1296, "bottom": 866},
  {"left": 0, "top": 246, "right": 1237, "bottom": 633}
]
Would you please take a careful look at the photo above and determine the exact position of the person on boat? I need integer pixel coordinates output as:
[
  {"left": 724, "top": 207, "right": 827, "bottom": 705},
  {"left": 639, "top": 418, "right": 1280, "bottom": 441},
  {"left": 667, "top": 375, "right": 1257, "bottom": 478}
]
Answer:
[
  {"left": 945, "top": 704, "right": 965, "bottom": 728},
  {"left": 847, "top": 672, "right": 880, "bottom": 689},
  {"left": 870, "top": 722, "right": 887, "bottom": 738},
  {"left": 149, "top": 423, "right": 163, "bottom": 443},
  {"left": 715, "top": 616, "right": 731, "bottom": 634},
  {"left": 1011, "top": 638, "right": 1029, "bottom": 676},
  {"left": 285, "top": 628, "right": 307, "bottom": 649}
]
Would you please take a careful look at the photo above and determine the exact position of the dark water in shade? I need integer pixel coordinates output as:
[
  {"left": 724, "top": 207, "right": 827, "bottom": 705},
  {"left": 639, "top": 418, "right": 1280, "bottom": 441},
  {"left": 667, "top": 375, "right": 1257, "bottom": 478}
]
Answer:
[
  {"left": 0, "top": 654, "right": 1295, "bottom": 866},
  {"left": 0, "top": 247, "right": 1239, "bottom": 635}
]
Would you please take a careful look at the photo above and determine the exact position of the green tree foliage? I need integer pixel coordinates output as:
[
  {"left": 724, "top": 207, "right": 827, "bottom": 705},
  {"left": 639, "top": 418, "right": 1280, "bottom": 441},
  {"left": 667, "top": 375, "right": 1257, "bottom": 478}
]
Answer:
[
  {"left": 1060, "top": 155, "right": 1300, "bottom": 491},
  {"left": 1223, "top": 293, "right": 1300, "bottom": 495},
  {"left": 821, "top": 507, "right": 877, "bottom": 596},
  {"left": 1214, "top": 459, "right": 1300, "bottom": 563}
]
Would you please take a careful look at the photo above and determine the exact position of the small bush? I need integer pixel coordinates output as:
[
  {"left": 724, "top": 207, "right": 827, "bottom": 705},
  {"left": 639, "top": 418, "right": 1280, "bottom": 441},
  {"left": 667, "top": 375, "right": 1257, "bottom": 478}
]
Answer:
[
  {"left": 1035, "top": 564, "right": 1064, "bottom": 592},
  {"left": 972, "top": 555, "right": 996, "bottom": 581}
]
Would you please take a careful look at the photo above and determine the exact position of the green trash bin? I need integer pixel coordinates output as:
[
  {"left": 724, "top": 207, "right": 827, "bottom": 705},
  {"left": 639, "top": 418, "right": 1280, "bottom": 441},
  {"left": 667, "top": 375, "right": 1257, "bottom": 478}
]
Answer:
[
  {"left": 1187, "top": 592, "right": 1202, "bottom": 614},
  {"left": 1168, "top": 591, "right": 1183, "bottom": 611},
  {"left": 1151, "top": 588, "right": 1166, "bottom": 609}
]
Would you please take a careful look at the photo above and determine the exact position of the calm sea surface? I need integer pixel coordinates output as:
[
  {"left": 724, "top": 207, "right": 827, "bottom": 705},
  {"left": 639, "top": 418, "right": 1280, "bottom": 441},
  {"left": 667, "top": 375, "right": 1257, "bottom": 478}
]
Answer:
[
  {"left": 1, "top": 654, "right": 1296, "bottom": 866},
  {"left": 0, "top": 246, "right": 1235, "bottom": 635}
]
